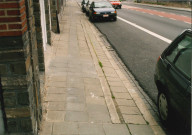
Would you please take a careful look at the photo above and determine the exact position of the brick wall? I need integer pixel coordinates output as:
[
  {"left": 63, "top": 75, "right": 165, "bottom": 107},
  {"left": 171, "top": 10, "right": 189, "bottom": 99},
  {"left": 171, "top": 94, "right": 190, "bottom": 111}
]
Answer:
[{"left": 0, "top": 0, "right": 42, "bottom": 134}]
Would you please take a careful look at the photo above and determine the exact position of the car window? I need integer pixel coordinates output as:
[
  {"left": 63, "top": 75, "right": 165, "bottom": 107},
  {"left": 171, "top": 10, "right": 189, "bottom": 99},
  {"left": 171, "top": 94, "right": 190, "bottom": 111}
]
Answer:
[
  {"left": 166, "top": 34, "right": 192, "bottom": 78},
  {"left": 94, "top": 2, "right": 113, "bottom": 8},
  {"left": 174, "top": 48, "right": 191, "bottom": 78}
]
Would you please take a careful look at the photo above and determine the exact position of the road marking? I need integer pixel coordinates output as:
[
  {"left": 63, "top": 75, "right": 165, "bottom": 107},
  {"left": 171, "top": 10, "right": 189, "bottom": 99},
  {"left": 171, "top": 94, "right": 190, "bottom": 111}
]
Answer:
[
  {"left": 117, "top": 16, "right": 172, "bottom": 44},
  {"left": 184, "top": 22, "right": 191, "bottom": 24},
  {"left": 158, "top": 15, "right": 163, "bottom": 17},
  {"left": 170, "top": 18, "right": 176, "bottom": 20},
  {"left": 149, "top": 13, "right": 154, "bottom": 15}
]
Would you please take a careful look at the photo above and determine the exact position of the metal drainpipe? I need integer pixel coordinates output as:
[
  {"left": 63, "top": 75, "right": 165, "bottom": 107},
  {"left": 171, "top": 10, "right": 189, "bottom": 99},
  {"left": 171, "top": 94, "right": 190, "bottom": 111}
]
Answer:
[
  {"left": 0, "top": 79, "right": 5, "bottom": 134},
  {"left": 0, "top": 108, "right": 5, "bottom": 134}
]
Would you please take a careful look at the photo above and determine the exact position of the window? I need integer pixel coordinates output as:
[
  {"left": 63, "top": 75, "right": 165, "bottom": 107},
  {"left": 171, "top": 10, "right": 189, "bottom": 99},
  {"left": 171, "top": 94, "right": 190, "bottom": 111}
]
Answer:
[{"left": 166, "top": 34, "right": 192, "bottom": 78}]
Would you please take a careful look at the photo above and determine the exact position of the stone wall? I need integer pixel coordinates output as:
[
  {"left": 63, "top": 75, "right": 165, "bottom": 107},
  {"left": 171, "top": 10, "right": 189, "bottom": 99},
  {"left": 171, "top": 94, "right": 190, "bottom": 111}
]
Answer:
[{"left": 0, "top": 0, "right": 66, "bottom": 134}]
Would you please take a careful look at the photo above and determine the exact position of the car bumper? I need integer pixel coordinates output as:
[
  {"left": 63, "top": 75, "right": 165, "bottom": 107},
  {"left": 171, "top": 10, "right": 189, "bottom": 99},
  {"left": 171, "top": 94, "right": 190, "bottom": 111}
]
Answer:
[{"left": 92, "top": 13, "right": 117, "bottom": 20}]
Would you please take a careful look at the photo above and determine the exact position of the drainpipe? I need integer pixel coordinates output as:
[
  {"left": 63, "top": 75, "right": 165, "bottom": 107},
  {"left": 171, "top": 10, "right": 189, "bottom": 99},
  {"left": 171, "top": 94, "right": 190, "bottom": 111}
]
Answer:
[
  {"left": 0, "top": 109, "right": 5, "bottom": 134},
  {"left": 0, "top": 79, "right": 5, "bottom": 134}
]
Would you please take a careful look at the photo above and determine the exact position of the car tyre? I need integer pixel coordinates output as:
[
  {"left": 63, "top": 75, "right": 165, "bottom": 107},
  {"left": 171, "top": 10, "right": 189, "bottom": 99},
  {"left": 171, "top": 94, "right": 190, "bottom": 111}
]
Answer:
[
  {"left": 89, "top": 15, "right": 94, "bottom": 22},
  {"left": 113, "top": 17, "right": 117, "bottom": 21},
  {"left": 86, "top": 12, "right": 89, "bottom": 16},
  {"left": 158, "top": 91, "right": 171, "bottom": 127}
]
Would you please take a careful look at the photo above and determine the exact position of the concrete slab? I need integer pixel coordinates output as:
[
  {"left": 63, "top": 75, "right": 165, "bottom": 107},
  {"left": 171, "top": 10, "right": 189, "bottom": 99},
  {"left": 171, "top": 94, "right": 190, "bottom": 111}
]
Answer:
[
  {"left": 45, "top": 94, "right": 66, "bottom": 102},
  {"left": 123, "top": 115, "right": 146, "bottom": 124},
  {"left": 53, "top": 122, "right": 79, "bottom": 134},
  {"left": 46, "top": 111, "right": 65, "bottom": 122},
  {"left": 103, "top": 124, "right": 130, "bottom": 135},
  {"left": 110, "top": 86, "right": 128, "bottom": 93},
  {"left": 119, "top": 106, "right": 141, "bottom": 115},
  {"left": 65, "top": 111, "right": 89, "bottom": 122},
  {"left": 128, "top": 124, "right": 154, "bottom": 135},
  {"left": 47, "top": 102, "right": 66, "bottom": 111},
  {"left": 113, "top": 92, "right": 132, "bottom": 99},
  {"left": 66, "top": 103, "right": 86, "bottom": 111},
  {"left": 79, "top": 123, "right": 105, "bottom": 135},
  {"left": 116, "top": 99, "right": 136, "bottom": 106}
]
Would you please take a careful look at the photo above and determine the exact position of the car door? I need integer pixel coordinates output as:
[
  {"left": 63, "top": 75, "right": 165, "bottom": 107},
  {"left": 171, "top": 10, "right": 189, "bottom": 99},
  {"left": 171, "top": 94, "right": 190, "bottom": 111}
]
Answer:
[{"left": 163, "top": 32, "right": 191, "bottom": 124}]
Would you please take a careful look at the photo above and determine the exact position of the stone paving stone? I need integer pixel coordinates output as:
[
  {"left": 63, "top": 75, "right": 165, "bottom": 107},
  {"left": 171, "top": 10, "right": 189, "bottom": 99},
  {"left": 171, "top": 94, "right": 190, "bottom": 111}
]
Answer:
[
  {"left": 113, "top": 92, "right": 132, "bottom": 99},
  {"left": 79, "top": 123, "right": 105, "bottom": 135},
  {"left": 102, "top": 67, "right": 118, "bottom": 77},
  {"left": 40, "top": 122, "right": 53, "bottom": 135},
  {"left": 47, "top": 111, "right": 65, "bottom": 122},
  {"left": 89, "top": 112, "right": 111, "bottom": 123},
  {"left": 116, "top": 99, "right": 136, "bottom": 106},
  {"left": 123, "top": 115, "right": 146, "bottom": 124},
  {"left": 103, "top": 124, "right": 130, "bottom": 135},
  {"left": 87, "top": 104, "right": 109, "bottom": 113},
  {"left": 66, "top": 103, "right": 86, "bottom": 111},
  {"left": 45, "top": 94, "right": 66, "bottom": 101},
  {"left": 119, "top": 106, "right": 141, "bottom": 115},
  {"left": 151, "top": 125, "right": 166, "bottom": 135},
  {"left": 84, "top": 78, "right": 100, "bottom": 85},
  {"left": 65, "top": 111, "right": 89, "bottom": 122},
  {"left": 110, "top": 86, "right": 127, "bottom": 93},
  {"left": 47, "top": 87, "right": 66, "bottom": 94},
  {"left": 53, "top": 122, "right": 79, "bottom": 134},
  {"left": 47, "top": 76, "right": 67, "bottom": 82},
  {"left": 47, "top": 81, "right": 67, "bottom": 87},
  {"left": 47, "top": 102, "right": 66, "bottom": 111},
  {"left": 86, "top": 97, "right": 105, "bottom": 105},
  {"left": 106, "top": 77, "right": 121, "bottom": 82},
  {"left": 85, "top": 84, "right": 103, "bottom": 92},
  {"left": 108, "top": 81, "right": 125, "bottom": 87},
  {"left": 66, "top": 87, "right": 85, "bottom": 96},
  {"left": 128, "top": 124, "right": 154, "bottom": 135},
  {"left": 66, "top": 96, "right": 85, "bottom": 103}
]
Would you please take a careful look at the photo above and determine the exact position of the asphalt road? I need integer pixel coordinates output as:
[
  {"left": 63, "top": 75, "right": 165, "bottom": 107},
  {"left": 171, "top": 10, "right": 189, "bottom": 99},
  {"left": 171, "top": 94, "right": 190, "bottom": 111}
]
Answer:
[{"left": 92, "top": 2, "right": 191, "bottom": 103}]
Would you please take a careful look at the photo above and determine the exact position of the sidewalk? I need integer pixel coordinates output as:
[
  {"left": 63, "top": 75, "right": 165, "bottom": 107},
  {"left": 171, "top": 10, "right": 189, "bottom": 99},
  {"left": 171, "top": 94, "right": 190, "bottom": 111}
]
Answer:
[{"left": 39, "top": 0, "right": 166, "bottom": 134}]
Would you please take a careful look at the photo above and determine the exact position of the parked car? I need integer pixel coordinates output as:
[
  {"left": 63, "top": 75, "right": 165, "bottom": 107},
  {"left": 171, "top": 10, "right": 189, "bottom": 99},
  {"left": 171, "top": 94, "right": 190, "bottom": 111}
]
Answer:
[
  {"left": 154, "top": 29, "right": 191, "bottom": 132},
  {"left": 88, "top": 1, "right": 117, "bottom": 22},
  {"left": 109, "top": 0, "right": 122, "bottom": 9},
  {"left": 81, "top": 0, "right": 89, "bottom": 12}
]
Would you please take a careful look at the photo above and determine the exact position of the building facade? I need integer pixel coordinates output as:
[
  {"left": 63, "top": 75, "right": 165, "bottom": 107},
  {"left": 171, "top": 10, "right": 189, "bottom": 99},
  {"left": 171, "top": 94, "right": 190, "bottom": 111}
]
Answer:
[{"left": 0, "top": 0, "right": 64, "bottom": 134}]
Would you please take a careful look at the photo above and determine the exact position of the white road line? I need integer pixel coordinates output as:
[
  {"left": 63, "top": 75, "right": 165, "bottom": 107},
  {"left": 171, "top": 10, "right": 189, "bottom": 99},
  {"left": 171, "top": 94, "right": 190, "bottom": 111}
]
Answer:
[
  {"left": 158, "top": 15, "right": 163, "bottom": 17},
  {"left": 117, "top": 16, "right": 172, "bottom": 44},
  {"left": 184, "top": 22, "right": 191, "bottom": 24},
  {"left": 170, "top": 18, "right": 176, "bottom": 20}
]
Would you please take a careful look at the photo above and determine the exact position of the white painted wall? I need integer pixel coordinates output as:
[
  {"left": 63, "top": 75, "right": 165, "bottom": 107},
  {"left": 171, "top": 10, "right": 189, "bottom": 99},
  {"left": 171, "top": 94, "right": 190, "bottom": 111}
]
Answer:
[{"left": 40, "top": 0, "right": 47, "bottom": 51}]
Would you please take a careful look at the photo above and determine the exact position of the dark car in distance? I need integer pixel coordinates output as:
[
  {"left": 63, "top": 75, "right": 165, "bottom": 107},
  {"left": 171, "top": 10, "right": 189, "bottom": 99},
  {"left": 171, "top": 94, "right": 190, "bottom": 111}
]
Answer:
[
  {"left": 88, "top": 1, "right": 117, "bottom": 22},
  {"left": 154, "top": 29, "right": 191, "bottom": 133}
]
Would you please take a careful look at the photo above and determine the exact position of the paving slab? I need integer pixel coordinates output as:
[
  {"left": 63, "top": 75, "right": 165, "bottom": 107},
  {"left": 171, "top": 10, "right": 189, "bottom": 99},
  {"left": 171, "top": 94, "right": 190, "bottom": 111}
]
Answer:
[
  {"left": 103, "top": 124, "right": 130, "bottom": 135},
  {"left": 79, "top": 123, "right": 105, "bottom": 135},
  {"left": 53, "top": 122, "right": 79, "bottom": 134},
  {"left": 123, "top": 114, "right": 146, "bottom": 124},
  {"left": 128, "top": 124, "right": 154, "bottom": 135},
  {"left": 65, "top": 111, "right": 89, "bottom": 122}
]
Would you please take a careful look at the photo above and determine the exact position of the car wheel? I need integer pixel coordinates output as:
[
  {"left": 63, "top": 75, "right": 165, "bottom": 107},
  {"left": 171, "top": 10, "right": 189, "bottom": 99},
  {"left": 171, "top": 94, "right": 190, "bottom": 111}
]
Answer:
[
  {"left": 158, "top": 91, "right": 170, "bottom": 126},
  {"left": 86, "top": 12, "right": 89, "bottom": 16},
  {"left": 119, "top": 6, "right": 121, "bottom": 9},
  {"left": 89, "top": 15, "right": 94, "bottom": 22},
  {"left": 113, "top": 17, "right": 117, "bottom": 21}
]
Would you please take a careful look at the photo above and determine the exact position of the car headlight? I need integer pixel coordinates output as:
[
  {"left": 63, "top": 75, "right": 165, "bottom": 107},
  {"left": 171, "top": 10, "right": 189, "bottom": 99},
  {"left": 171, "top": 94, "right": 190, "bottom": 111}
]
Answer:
[
  {"left": 111, "top": 11, "right": 117, "bottom": 13},
  {"left": 94, "top": 12, "right": 100, "bottom": 14}
]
